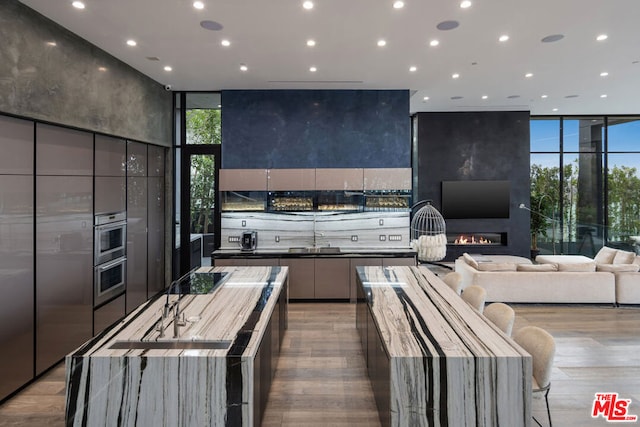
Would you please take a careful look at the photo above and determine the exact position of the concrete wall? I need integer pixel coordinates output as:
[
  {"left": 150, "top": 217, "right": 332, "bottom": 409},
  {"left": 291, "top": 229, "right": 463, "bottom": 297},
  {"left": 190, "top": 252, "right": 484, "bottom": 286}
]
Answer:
[{"left": 0, "top": 0, "right": 172, "bottom": 146}]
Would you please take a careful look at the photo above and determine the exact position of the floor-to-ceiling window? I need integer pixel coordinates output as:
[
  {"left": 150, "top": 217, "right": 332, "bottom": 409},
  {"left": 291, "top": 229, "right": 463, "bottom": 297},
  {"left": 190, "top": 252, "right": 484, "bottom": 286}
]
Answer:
[
  {"left": 173, "top": 92, "right": 222, "bottom": 279},
  {"left": 530, "top": 116, "right": 640, "bottom": 256}
]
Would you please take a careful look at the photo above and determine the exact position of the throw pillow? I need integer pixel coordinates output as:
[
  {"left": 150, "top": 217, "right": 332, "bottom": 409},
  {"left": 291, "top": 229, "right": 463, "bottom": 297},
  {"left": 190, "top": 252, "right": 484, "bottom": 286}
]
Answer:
[
  {"left": 613, "top": 249, "right": 636, "bottom": 265},
  {"left": 462, "top": 253, "right": 479, "bottom": 269},
  {"left": 593, "top": 246, "right": 618, "bottom": 264},
  {"left": 476, "top": 262, "right": 517, "bottom": 272},
  {"left": 557, "top": 261, "right": 596, "bottom": 272},
  {"left": 517, "top": 263, "right": 558, "bottom": 272},
  {"left": 596, "top": 263, "right": 640, "bottom": 273}
]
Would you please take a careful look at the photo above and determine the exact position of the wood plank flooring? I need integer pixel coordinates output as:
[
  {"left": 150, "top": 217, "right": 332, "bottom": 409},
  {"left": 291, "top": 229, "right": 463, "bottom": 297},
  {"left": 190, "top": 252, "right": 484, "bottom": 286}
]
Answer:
[{"left": 1, "top": 302, "right": 639, "bottom": 426}]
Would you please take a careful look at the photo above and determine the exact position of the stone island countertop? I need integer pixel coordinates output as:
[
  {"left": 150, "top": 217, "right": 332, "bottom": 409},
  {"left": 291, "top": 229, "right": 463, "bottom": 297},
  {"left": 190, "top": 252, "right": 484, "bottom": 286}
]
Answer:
[
  {"left": 356, "top": 265, "right": 532, "bottom": 426},
  {"left": 65, "top": 266, "right": 288, "bottom": 427}
]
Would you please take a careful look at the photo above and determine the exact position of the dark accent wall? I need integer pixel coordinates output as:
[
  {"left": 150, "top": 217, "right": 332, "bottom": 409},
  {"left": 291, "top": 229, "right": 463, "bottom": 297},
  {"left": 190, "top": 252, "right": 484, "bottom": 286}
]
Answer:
[
  {"left": 0, "top": 0, "right": 172, "bottom": 146},
  {"left": 221, "top": 90, "right": 410, "bottom": 168},
  {"left": 413, "top": 111, "right": 531, "bottom": 260}
]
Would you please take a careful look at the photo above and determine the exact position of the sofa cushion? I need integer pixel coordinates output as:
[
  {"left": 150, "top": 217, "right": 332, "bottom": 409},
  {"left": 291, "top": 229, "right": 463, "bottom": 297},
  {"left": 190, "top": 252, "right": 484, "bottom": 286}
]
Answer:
[
  {"left": 462, "top": 253, "right": 479, "bottom": 269},
  {"left": 594, "top": 246, "right": 618, "bottom": 264},
  {"left": 517, "top": 263, "right": 558, "bottom": 272},
  {"left": 476, "top": 262, "right": 518, "bottom": 272},
  {"left": 596, "top": 263, "right": 640, "bottom": 273},
  {"left": 613, "top": 249, "right": 636, "bottom": 265},
  {"left": 557, "top": 261, "right": 596, "bottom": 272}
]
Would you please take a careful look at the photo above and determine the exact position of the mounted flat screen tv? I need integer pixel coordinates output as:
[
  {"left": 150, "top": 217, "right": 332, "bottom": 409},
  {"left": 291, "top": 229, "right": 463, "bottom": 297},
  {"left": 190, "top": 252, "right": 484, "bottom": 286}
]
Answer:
[{"left": 441, "top": 180, "right": 510, "bottom": 219}]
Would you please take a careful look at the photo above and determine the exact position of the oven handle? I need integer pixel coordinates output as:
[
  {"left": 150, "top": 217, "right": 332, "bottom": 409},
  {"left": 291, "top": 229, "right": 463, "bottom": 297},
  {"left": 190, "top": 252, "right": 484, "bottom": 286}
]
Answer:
[{"left": 96, "top": 257, "right": 126, "bottom": 271}]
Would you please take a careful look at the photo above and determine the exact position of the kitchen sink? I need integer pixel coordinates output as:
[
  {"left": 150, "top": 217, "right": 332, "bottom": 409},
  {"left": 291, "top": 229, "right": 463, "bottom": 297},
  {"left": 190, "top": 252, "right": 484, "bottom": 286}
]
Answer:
[
  {"left": 288, "top": 247, "right": 341, "bottom": 254},
  {"left": 109, "top": 340, "right": 232, "bottom": 350}
]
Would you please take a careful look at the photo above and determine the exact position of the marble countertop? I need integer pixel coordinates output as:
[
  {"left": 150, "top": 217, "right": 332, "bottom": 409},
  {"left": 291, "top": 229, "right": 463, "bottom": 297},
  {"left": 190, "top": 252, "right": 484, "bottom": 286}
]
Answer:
[
  {"left": 213, "top": 247, "right": 417, "bottom": 258},
  {"left": 71, "top": 266, "right": 288, "bottom": 359}
]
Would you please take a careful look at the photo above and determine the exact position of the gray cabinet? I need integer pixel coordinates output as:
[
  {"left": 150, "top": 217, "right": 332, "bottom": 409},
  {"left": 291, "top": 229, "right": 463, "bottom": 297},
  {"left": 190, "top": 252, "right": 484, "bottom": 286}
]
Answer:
[
  {"left": 35, "top": 175, "right": 93, "bottom": 374},
  {"left": 148, "top": 145, "right": 165, "bottom": 177},
  {"left": 246, "top": 258, "right": 279, "bottom": 266},
  {"left": 36, "top": 124, "right": 93, "bottom": 176},
  {"left": 280, "top": 258, "right": 314, "bottom": 299},
  {"left": 94, "top": 176, "right": 126, "bottom": 214},
  {"left": 0, "top": 174, "right": 34, "bottom": 400},
  {"left": 93, "top": 294, "right": 125, "bottom": 335},
  {"left": 0, "top": 115, "right": 33, "bottom": 175},
  {"left": 147, "top": 176, "right": 165, "bottom": 298},
  {"left": 314, "top": 258, "right": 350, "bottom": 299},
  {"left": 94, "top": 135, "right": 126, "bottom": 177},
  {"left": 126, "top": 141, "right": 147, "bottom": 176},
  {"left": 126, "top": 176, "right": 148, "bottom": 313}
]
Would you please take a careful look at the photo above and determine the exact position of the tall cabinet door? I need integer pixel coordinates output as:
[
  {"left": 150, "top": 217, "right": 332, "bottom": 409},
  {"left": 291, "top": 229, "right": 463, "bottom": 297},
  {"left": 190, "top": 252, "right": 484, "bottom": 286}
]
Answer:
[
  {"left": 147, "top": 145, "right": 165, "bottom": 298},
  {"left": 126, "top": 142, "right": 148, "bottom": 313},
  {"left": 35, "top": 123, "right": 93, "bottom": 375},
  {"left": 0, "top": 115, "right": 34, "bottom": 400}
]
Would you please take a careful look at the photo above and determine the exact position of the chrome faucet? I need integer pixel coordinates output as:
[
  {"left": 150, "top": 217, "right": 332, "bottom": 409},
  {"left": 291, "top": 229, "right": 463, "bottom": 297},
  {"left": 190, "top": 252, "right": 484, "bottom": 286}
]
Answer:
[{"left": 173, "top": 299, "right": 186, "bottom": 338}]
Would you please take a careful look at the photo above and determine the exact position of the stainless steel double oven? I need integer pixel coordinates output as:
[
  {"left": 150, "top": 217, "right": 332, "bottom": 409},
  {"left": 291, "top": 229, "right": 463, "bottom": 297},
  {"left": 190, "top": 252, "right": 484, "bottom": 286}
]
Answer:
[{"left": 94, "top": 212, "right": 126, "bottom": 306}]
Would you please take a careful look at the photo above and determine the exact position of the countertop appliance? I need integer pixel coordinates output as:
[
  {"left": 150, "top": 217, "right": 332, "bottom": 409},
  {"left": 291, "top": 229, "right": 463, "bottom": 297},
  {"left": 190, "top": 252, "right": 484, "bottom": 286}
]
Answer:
[{"left": 241, "top": 231, "right": 258, "bottom": 251}]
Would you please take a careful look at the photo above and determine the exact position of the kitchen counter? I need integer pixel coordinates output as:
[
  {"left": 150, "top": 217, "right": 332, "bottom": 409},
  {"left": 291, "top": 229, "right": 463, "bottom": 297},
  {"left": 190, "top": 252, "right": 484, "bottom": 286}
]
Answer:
[
  {"left": 65, "top": 266, "right": 288, "bottom": 427},
  {"left": 356, "top": 265, "right": 532, "bottom": 426},
  {"left": 213, "top": 247, "right": 417, "bottom": 259}
]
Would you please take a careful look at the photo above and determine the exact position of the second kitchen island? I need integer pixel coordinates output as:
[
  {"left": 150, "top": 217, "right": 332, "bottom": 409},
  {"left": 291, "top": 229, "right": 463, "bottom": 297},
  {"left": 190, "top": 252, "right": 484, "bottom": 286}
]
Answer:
[{"left": 65, "top": 266, "right": 288, "bottom": 427}]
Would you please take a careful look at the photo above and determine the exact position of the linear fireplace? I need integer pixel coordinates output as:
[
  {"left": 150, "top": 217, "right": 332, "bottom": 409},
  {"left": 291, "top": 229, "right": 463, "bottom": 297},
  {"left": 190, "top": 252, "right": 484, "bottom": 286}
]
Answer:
[{"left": 447, "top": 232, "right": 507, "bottom": 246}]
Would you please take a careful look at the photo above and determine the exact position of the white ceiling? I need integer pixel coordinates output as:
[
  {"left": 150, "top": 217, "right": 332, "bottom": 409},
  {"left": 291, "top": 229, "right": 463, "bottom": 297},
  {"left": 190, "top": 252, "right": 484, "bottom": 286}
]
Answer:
[{"left": 19, "top": 0, "right": 640, "bottom": 115}]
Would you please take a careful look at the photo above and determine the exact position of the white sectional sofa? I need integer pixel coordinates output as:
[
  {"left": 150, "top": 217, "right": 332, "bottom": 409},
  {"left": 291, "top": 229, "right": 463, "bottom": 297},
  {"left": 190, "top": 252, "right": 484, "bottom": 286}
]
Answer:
[{"left": 453, "top": 248, "right": 640, "bottom": 304}]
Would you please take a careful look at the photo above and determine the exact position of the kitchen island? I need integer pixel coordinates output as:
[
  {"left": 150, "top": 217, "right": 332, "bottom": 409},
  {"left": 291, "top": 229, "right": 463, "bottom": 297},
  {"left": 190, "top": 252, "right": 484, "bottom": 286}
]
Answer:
[
  {"left": 356, "top": 265, "right": 532, "bottom": 426},
  {"left": 65, "top": 266, "right": 288, "bottom": 427}
]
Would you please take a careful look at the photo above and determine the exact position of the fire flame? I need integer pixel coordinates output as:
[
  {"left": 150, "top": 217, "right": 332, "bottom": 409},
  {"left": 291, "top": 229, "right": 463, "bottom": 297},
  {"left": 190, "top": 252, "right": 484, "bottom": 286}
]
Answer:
[{"left": 454, "top": 235, "right": 493, "bottom": 244}]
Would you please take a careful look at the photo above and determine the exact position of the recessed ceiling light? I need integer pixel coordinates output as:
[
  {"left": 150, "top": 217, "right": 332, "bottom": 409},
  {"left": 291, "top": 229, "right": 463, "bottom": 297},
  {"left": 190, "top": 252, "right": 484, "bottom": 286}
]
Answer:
[
  {"left": 303, "top": 1, "right": 314, "bottom": 10},
  {"left": 164, "top": 66, "right": 172, "bottom": 72},
  {"left": 309, "top": 66, "right": 317, "bottom": 72},
  {"left": 525, "top": 73, "right": 533, "bottom": 78},
  {"left": 98, "top": 67, "right": 107, "bottom": 72},
  {"left": 193, "top": 1, "right": 204, "bottom": 9},
  {"left": 600, "top": 71, "right": 609, "bottom": 77},
  {"left": 541, "top": 34, "right": 564, "bottom": 43},
  {"left": 423, "top": 96, "right": 429, "bottom": 101},
  {"left": 409, "top": 66, "right": 417, "bottom": 72},
  {"left": 601, "top": 94, "right": 608, "bottom": 98},
  {"left": 429, "top": 39, "right": 439, "bottom": 47},
  {"left": 72, "top": 1, "right": 85, "bottom": 9},
  {"left": 46, "top": 41, "right": 57, "bottom": 46},
  {"left": 460, "top": 0, "right": 472, "bottom": 8},
  {"left": 240, "top": 64, "right": 248, "bottom": 71},
  {"left": 221, "top": 39, "right": 231, "bottom": 47},
  {"left": 452, "top": 73, "right": 460, "bottom": 79},
  {"left": 377, "top": 39, "right": 387, "bottom": 47},
  {"left": 126, "top": 39, "right": 137, "bottom": 47},
  {"left": 306, "top": 39, "right": 316, "bottom": 47},
  {"left": 498, "top": 34, "right": 509, "bottom": 42},
  {"left": 541, "top": 94, "right": 548, "bottom": 98},
  {"left": 552, "top": 108, "right": 559, "bottom": 112},
  {"left": 482, "top": 95, "right": 488, "bottom": 99},
  {"left": 393, "top": 1, "right": 404, "bottom": 9},
  {"left": 596, "top": 34, "right": 608, "bottom": 41}
]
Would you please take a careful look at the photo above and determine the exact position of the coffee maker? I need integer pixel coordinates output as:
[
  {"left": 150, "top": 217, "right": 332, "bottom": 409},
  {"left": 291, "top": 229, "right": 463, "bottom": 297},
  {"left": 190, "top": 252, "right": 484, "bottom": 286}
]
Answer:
[{"left": 241, "top": 231, "right": 258, "bottom": 251}]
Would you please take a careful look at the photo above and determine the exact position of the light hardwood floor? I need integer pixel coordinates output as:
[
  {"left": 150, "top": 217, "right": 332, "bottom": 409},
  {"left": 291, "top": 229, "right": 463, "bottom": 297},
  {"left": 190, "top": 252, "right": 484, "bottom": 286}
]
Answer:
[{"left": 1, "top": 302, "right": 639, "bottom": 426}]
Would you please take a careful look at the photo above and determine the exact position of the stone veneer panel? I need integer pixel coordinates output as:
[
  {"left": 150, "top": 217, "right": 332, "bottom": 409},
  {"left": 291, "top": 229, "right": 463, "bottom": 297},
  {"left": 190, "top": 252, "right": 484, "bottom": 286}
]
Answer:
[{"left": 0, "top": 0, "right": 171, "bottom": 146}]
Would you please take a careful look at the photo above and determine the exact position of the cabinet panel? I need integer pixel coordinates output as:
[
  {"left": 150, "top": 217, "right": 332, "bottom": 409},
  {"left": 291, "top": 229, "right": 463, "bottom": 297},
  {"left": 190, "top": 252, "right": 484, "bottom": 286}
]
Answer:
[
  {"left": 0, "top": 115, "right": 33, "bottom": 175},
  {"left": 126, "top": 177, "right": 147, "bottom": 313},
  {"left": 382, "top": 257, "right": 416, "bottom": 267},
  {"left": 280, "top": 258, "right": 314, "bottom": 299},
  {"left": 315, "top": 168, "right": 363, "bottom": 190},
  {"left": 364, "top": 168, "right": 411, "bottom": 190},
  {"left": 93, "top": 294, "right": 125, "bottom": 335},
  {"left": 94, "top": 176, "right": 126, "bottom": 214},
  {"left": 36, "top": 176, "right": 93, "bottom": 375},
  {"left": 36, "top": 123, "right": 93, "bottom": 176},
  {"left": 94, "top": 135, "right": 126, "bottom": 177},
  {"left": 147, "top": 145, "right": 165, "bottom": 177},
  {"left": 127, "top": 141, "right": 148, "bottom": 177},
  {"left": 350, "top": 258, "right": 382, "bottom": 302},
  {"left": 314, "top": 258, "right": 350, "bottom": 299},
  {"left": 267, "top": 169, "right": 315, "bottom": 191},
  {"left": 246, "top": 258, "right": 280, "bottom": 266},
  {"left": 214, "top": 258, "right": 247, "bottom": 267},
  {"left": 147, "top": 177, "right": 165, "bottom": 298},
  {"left": 0, "top": 175, "right": 34, "bottom": 400},
  {"left": 219, "top": 169, "right": 267, "bottom": 191}
]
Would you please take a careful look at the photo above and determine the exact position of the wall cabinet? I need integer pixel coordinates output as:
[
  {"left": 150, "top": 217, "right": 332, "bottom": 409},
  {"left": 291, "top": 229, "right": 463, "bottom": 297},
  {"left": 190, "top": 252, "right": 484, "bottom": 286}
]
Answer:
[
  {"left": 219, "top": 169, "right": 268, "bottom": 191},
  {"left": 315, "top": 168, "right": 363, "bottom": 190},
  {"left": 267, "top": 168, "right": 315, "bottom": 191},
  {"left": 36, "top": 124, "right": 93, "bottom": 176},
  {"left": 94, "top": 135, "right": 126, "bottom": 177}
]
